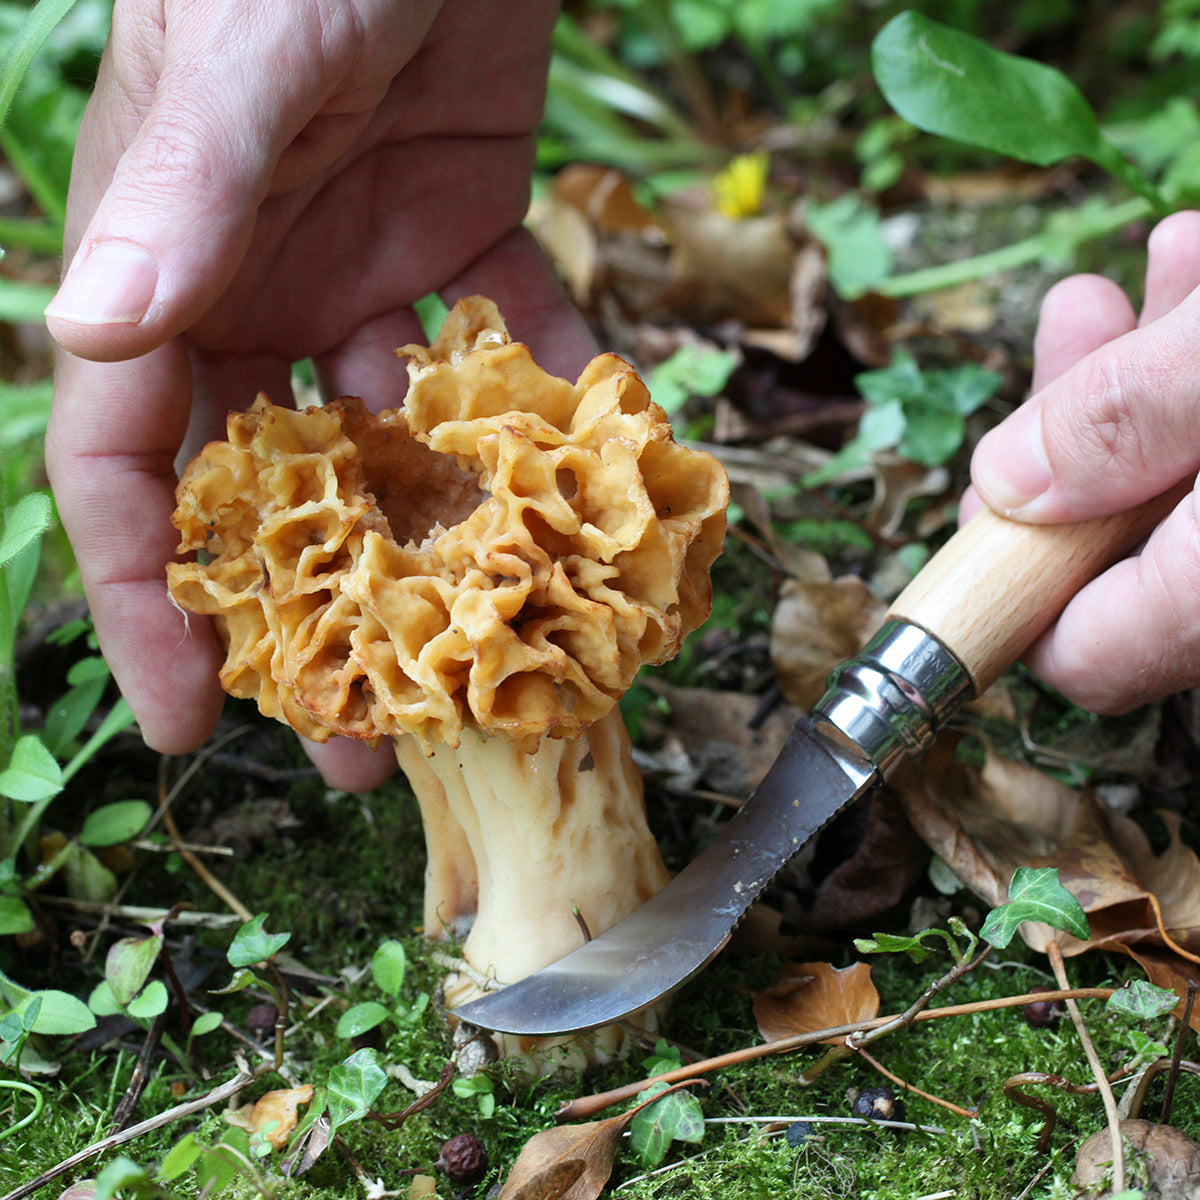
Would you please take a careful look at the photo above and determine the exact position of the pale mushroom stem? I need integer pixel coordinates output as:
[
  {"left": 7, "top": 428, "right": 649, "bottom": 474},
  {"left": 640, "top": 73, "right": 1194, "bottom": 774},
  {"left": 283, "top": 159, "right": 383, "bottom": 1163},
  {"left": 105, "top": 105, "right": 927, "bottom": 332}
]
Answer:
[{"left": 393, "top": 707, "right": 671, "bottom": 1061}]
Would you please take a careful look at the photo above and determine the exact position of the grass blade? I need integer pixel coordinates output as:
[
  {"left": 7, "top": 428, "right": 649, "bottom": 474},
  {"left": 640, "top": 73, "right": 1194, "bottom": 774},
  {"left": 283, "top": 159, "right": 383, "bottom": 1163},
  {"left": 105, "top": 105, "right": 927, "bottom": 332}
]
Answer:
[{"left": 0, "top": 0, "right": 80, "bottom": 130}]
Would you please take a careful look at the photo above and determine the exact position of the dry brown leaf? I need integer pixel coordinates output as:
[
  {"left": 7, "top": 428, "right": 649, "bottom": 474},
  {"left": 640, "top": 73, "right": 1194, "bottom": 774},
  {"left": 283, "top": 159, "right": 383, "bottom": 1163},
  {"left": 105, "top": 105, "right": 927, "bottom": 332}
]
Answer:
[
  {"left": 753, "top": 960, "right": 880, "bottom": 1044},
  {"left": 771, "top": 570, "right": 886, "bottom": 711},
  {"left": 660, "top": 191, "right": 795, "bottom": 326},
  {"left": 226, "top": 1085, "right": 314, "bottom": 1151},
  {"left": 895, "top": 741, "right": 1200, "bottom": 1025},
  {"left": 497, "top": 1083, "right": 701, "bottom": 1200}
]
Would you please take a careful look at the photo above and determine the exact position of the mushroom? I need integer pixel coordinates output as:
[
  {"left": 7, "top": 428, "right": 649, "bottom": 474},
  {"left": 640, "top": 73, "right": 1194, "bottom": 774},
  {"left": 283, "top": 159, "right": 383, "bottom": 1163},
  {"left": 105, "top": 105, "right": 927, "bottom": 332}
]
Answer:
[{"left": 167, "top": 298, "right": 729, "bottom": 1066}]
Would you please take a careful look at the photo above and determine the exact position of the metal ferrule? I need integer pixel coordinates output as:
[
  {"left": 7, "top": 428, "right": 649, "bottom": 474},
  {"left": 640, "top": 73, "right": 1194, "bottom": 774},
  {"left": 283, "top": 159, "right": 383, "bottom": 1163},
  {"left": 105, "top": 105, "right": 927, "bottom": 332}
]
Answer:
[{"left": 812, "top": 620, "right": 974, "bottom": 777}]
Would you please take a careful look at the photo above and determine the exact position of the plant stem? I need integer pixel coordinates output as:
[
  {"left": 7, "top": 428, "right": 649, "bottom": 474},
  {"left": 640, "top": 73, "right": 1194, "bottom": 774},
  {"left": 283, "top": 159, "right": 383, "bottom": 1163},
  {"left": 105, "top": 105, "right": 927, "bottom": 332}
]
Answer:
[
  {"left": 0, "top": 1079, "right": 43, "bottom": 1142},
  {"left": 1047, "top": 942, "right": 1124, "bottom": 1192},
  {"left": 559, "top": 985, "right": 1115, "bottom": 1120},
  {"left": 855, "top": 1045, "right": 977, "bottom": 1118},
  {"left": 1160, "top": 979, "right": 1196, "bottom": 1125},
  {"left": 875, "top": 196, "right": 1152, "bottom": 298},
  {"left": 0, "top": 1059, "right": 256, "bottom": 1200}
]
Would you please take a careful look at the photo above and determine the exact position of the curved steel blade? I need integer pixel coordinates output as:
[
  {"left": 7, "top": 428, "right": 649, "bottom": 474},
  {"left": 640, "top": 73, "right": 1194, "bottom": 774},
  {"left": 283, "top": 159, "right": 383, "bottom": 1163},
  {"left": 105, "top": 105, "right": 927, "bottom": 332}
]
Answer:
[{"left": 452, "top": 718, "right": 876, "bottom": 1036}]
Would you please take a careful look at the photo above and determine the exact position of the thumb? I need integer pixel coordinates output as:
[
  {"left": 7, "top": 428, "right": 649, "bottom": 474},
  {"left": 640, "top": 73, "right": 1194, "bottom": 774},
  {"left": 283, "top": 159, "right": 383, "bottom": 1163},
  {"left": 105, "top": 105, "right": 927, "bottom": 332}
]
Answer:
[
  {"left": 43, "top": 3, "right": 351, "bottom": 362},
  {"left": 971, "top": 297, "right": 1200, "bottom": 523}
]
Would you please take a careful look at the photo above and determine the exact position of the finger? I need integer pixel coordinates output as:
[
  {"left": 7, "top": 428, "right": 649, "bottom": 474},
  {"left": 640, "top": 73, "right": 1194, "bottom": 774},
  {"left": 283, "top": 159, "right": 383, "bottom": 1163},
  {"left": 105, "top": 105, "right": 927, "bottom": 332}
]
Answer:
[
  {"left": 443, "top": 227, "right": 598, "bottom": 380},
  {"left": 1140, "top": 210, "right": 1200, "bottom": 324},
  {"left": 302, "top": 736, "right": 399, "bottom": 793},
  {"left": 46, "top": 346, "right": 225, "bottom": 753},
  {"left": 1030, "top": 274, "right": 1136, "bottom": 392},
  {"left": 313, "top": 309, "right": 427, "bottom": 411},
  {"left": 1024, "top": 489, "right": 1200, "bottom": 711},
  {"left": 43, "top": 2, "right": 403, "bottom": 363},
  {"left": 966, "top": 287, "right": 1200, "bottom": 522}
]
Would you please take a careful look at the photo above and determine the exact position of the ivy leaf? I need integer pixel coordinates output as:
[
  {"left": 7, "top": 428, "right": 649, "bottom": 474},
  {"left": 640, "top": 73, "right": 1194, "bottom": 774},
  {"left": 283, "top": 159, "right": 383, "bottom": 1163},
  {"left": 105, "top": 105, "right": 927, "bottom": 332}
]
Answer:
[
  {"left": 228, "top": 914, "right": 290, "bottom": 968},
  {"left": 980, "top": 867, "right": 1090, "bottom": 948},
  {"left": 854, "top": 930, "right": 936, "bottom": 964},
  {"left": 327, "top": 1048, "right": 388, "bottom": 1133},
  {"left": 629, "top": 1081, "right": 705, "bottom": 1167},
  {"left": 1107, "top": 980, "right": 1182, "bottom": 1021}
]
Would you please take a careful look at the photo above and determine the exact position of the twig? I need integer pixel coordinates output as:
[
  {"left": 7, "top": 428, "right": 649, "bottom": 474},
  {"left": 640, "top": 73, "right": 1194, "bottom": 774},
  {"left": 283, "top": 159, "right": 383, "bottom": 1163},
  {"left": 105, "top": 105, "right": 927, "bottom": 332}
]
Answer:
[
  {"left": 1161, "top": 980, "right": 1197, "bottom": 1125},
  {"left": 1003, "top": 1070, "right": 1105, "bottom": 1152},
  {"left": 1047, "top": 942, "right": 1124, "bottom": 1192},
  {"left": 161, "top": 803, "right": 253, "bottom": 923},
  {"left": 703, "top": 1115, "right": 947, "bottom": 1134},
  {"left": 855, "top": 1045, "right": 977, "bottom": 1119},
  {"left": 558, "top": 986, "right": 1115, "bottom": 1119},
  {"left": 110, "top": 1011, "right": 168, "bottom": 1133},
  {"left": 35, "top": 897, "right": 242, "bottom": 929},
  {"left": 1121, "top": 1059, "right": 1200, "bottom": 1122},
  {"left": 0, "top": 1059, "right": 256, "bottom": 1200}
]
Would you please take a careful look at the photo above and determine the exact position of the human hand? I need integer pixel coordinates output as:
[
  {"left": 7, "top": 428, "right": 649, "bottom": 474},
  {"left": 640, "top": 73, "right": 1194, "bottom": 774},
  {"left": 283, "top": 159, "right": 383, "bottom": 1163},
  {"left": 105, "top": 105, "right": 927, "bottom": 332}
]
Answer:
[
  {"left": 968, "top": 210, "right": 1200, "bottom": 714},
  {"left": 44, "top": 0, "right": 593, "bottom": 789}
]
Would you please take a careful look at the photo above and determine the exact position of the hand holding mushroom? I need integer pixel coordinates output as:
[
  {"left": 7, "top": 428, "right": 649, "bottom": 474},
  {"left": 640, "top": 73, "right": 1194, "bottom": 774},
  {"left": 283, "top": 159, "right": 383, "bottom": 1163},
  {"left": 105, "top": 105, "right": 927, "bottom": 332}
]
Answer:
[
  {"left": 43, "top": 0, "right": 586, "bottom": 791},
  {"left": 168, "top": 298, "right": 729, "bottom": 1064}
]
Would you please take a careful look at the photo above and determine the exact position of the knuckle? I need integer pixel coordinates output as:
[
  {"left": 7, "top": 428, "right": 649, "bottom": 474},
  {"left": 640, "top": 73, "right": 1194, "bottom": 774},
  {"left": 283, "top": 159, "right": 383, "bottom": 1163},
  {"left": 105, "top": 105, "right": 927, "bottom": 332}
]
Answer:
[{"left": 1064, "top": 348, "right": 1148, "bottom": 474}]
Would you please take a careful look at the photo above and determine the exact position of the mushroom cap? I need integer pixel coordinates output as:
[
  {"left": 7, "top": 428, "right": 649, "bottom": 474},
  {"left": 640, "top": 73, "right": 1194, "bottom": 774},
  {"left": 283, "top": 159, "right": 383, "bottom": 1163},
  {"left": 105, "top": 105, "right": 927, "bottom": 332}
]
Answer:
[{"left": 168, "top": 297, "right": 729, "bottom": 750}]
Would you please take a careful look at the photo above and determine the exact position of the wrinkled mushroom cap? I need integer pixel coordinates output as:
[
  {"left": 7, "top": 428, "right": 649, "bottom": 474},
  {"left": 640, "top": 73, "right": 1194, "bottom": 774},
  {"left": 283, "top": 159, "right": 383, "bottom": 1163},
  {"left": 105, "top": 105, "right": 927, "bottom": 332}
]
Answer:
[{"left": 169, "top": 297, "right": 729, "bottom": 751}]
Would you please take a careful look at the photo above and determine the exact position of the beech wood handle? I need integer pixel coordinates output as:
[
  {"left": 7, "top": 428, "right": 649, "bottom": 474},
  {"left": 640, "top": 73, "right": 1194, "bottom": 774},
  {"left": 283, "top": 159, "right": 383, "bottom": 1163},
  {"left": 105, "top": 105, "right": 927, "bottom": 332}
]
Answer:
[{"left": 888, "top": 487, "right": 1189, "bottom": 695}]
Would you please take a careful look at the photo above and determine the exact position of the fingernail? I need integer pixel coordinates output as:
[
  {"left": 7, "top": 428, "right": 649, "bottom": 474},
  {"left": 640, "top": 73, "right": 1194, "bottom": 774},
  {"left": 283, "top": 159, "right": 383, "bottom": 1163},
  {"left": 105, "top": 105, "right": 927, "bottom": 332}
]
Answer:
[
  {"left": 971, "top": 401, "right": 1052, "bottom": 515},
  {"left": 45, "top": 241, "right": 158, "bottom": 326}
]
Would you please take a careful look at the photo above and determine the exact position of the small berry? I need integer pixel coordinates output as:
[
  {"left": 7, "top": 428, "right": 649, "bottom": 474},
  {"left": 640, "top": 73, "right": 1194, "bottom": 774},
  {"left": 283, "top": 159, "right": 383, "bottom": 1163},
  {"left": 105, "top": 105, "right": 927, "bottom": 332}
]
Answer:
[
  {"left": 1022, "top": 986, "right": 1064, "bottom": 1029},
  {"left": 851, "top": 1086, "right": 903, "bottom": 1122},
  {"left": 437, "top": 1133, "right": 488, "bottom": 1185},
  {"left": 785, "top": 1120, "right": 814, "bottom": 1147}
]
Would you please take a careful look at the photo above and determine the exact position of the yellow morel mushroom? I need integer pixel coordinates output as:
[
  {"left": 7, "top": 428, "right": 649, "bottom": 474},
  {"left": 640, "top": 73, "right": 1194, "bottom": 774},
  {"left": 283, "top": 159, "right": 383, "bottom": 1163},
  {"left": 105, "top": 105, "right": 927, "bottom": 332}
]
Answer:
[{"left": 168, "top": 297, "right": 729, "bottom": 1067}]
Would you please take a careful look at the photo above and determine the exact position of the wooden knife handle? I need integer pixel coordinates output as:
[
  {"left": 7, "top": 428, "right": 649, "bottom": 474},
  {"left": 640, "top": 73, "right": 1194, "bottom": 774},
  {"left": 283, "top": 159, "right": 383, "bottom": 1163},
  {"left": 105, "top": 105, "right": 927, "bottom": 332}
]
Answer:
[{"left": 888, "top": 486, "right": 1189, "bottom": 695}]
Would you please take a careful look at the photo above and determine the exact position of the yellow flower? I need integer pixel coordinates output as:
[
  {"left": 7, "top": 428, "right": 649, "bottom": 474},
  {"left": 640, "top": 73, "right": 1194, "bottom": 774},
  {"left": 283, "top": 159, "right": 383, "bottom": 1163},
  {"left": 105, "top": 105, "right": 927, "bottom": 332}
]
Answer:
[{"left": 712, "top": 150, "right": 770, "bottom": 220}]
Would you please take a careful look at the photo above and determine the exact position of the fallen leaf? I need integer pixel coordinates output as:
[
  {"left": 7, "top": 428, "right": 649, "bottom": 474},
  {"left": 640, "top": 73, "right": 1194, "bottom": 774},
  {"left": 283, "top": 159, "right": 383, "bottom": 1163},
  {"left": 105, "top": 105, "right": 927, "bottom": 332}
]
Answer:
[
  {"left": 226, "top": 1085, "right": 315, "bottom": 1151},
  {"left": 753, "top": 960, "right": 880, "bottom": 1044},
  {"left": 896, "top": 741, "right": 1200, "bottom": 1025},
  {"left": 497, "top": 1083, "right": 701, "bottom": 1200},
  {"left": 771, "top": 566, "right": 886, "bottom": 711}
]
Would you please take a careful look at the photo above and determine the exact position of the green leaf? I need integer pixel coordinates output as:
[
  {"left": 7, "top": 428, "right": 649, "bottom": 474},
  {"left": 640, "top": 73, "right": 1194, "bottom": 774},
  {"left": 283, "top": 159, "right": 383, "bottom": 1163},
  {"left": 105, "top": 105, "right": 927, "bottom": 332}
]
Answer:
[
  {"left": 209, "top": 967, "right": 260, "bottom": 996},
  {"left": 803, "top": 193, "right": 893, "bottom": 299},
  {"left": 0, "top": 0, "right": 81, "bottom": 129},
  {"left": 872, "top": 11, "right": 1158, "bottom": 205},
  {"left": 127, "top": 979, "right": 169, "bottom": 1021},
  {"left": 853, "top": 930, "right": 936, "bottom": 964},
  {"left": 227, "top": 914, "right": 291, "bottom": 968},
  {"left": 645, "top": 343, "right": 739, "bottom": 415},
  {"left": 87, "top": 979, "right": 121, "bottom": 1017},
  {"left": 1106, "top": 980, "right": 1181, "bottom": 1020},
  {"left": 327, "top": 1047, "right": 388, "bottom": 1133},
  {"left": 371, "top": 939, "right": 407, "bottom": 997},
  {"left": 158, "top": 1131, "right": 203, "bottom": 1183},
  {"left": 980, "top": 867, "right": 1090, "bottom": 948},
  {"left": 0, "top": 733, "right": 63, "bottom": 802},
  {"left": 190, "top": 1010, "right": 224, "bottom": 1039},
  {"left": 92, "top": 1155, "right": 150, "bottom": 1200},
  {"left": 0, "top": 895, "right": 33, "bottom": 935},
  {"left": 80, "top": 799, "right": 152, "bottom": 847},
  {"left": 105, "top": 932, "right": 162, "bottom": 1005},
  {"left": 642, "top": 1038, "right": 684, "bottom": 1078},
  {"left": 0, "top": 491, "right": 51, "bottom": 568},
  {"left": 336, "top": 1001, "right": 391, "bottom": 1040},
  {"left": 17, "top": 987, "right": 95, "bottom": 1034},
  {"left": 630, "top": 1082, "right": 705, "bottom": 1167}
]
